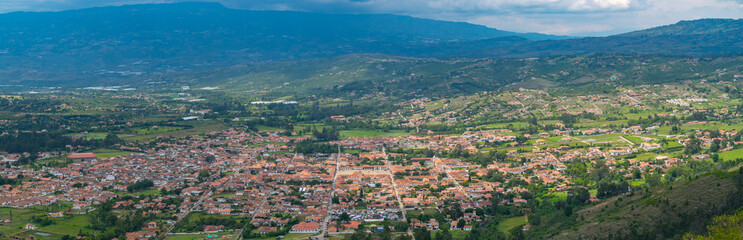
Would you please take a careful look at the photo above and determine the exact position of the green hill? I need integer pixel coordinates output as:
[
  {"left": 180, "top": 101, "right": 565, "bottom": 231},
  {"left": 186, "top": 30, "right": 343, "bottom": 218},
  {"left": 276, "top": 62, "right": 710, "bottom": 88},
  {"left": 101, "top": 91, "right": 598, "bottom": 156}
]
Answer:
[
  {"left": 144, "top": 54, "right": 743, "bottom": 99},
  {"left": 0, "top": 2, "right": 558, "bottom": 83},
  {"left": 530, "top": 171, "right": 743, "bottom": 239},
  {"left": 620, "top": 19, "right": 743, "bottom": 37}
]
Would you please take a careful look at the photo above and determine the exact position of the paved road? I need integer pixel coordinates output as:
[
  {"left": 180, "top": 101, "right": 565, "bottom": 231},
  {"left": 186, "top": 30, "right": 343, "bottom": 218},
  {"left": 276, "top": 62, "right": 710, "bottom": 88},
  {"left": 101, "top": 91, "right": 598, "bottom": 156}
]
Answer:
[
  {"left": 434, "top": 156, "right": 471, "bottom": 201},
  {"left": 162, "top": 189, "right": 213, "bottom": 239},
  {"left": 235, "top": 153, "right": 298, "bottom": 240},
  {"left": 383, "top": 147, "right": 415, "bottom": 240},
  {"left": 316, "top": 147, "right": 342, "bottom": 240},
  {"left": 382, "top": 147, "right": 415, "bottom": 240}
]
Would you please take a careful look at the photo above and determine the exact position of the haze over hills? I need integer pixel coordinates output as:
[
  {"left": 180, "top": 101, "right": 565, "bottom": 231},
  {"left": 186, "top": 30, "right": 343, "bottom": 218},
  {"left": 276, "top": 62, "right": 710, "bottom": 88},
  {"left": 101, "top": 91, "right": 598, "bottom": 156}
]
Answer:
[
  {"left": 464, "top": 18, "right": 743, "bottom": 58},
  {"left": 0, "top": 2, "right": 741, "bottom": 85},
  {"left": 0, "top": 2, "right": 558, "bottom": 83}
]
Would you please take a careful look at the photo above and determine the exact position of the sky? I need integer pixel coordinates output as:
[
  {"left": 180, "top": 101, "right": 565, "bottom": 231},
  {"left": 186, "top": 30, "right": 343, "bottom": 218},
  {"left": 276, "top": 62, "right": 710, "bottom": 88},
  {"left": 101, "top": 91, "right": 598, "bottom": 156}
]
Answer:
[{"left": 1, "top": 0, "right": 742, "bottom": 36}]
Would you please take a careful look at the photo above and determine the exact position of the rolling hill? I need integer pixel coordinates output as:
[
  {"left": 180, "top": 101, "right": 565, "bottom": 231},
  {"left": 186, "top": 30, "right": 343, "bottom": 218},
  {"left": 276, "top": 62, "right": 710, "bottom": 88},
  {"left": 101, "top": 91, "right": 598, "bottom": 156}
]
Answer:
[
  {"left": 469, "top": 18, "right": 743, "bottom": 58},
  {"left": 531, "top": 171, "right": 743, "bottom": 239},
  {"left": 0, "top": 2, "right": 558, "bottom": 83},
  {"left": 0, "top": 3, "right": 741, "bottom": 86},
  {"left": 140, "top": 54, "right": 743, "bottom": 99}
]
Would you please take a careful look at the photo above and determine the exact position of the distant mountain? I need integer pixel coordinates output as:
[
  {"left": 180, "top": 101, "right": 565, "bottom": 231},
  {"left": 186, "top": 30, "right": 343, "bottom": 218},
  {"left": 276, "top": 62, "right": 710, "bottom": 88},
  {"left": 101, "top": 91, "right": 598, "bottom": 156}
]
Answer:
[
  {"left": 0, "top": 2, "right": 562, "bottom": 83},
  {"left": 0, "top": 3, "right": 741, "bottom": 85},
  {"left": 468, "top": 18, "right": 743, "bottom": 58},
  {"left": 620, "top": 18, "right": 743, "bottom": 37}
]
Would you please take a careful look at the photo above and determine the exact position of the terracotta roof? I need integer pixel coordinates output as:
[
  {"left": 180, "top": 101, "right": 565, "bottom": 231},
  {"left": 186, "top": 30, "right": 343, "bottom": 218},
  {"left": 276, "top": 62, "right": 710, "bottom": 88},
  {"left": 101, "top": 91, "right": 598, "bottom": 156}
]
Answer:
[{"left": 68, "top": 153, "right": 97, "bottom": 159}]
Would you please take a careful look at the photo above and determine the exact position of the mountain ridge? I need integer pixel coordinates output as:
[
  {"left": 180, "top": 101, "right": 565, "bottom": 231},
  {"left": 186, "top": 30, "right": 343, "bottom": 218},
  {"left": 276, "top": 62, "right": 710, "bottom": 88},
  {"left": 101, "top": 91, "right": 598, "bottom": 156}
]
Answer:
[{"left": 0, "top": 2, "right": 741, "bottom": 85}]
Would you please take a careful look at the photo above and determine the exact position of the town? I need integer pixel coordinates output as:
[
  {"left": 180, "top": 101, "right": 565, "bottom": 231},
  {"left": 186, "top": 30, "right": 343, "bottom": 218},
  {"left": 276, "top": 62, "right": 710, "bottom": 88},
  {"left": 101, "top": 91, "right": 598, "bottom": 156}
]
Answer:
[{"left": 2, "top": 80, "right": 743, "bottom": 240}]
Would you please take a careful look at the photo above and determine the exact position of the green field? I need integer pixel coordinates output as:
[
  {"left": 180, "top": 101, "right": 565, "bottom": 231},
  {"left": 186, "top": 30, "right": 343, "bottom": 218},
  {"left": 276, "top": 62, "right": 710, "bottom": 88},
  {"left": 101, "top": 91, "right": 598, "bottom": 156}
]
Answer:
[
  {"left": 427, "top": 230, "right": 469, "bottom": 240},
  {"left": 0, "top": 204, "right": 88, "bottom": 237},
  {"left": 340, "top": 130, "right": 411, "bottom": 138},
  {"left": 87, "top": 148, "right": 137, "bottom": 158},
  {"left": 133, "top": 126, "right": 185, "bottom": 134},
  {"left": 497, "top": 216, "right": 528, "bottom": 236},
  {"left": 167, "top": 231, "right": 237, "bottom": 240},
  {"left": 718, "top": 148, "right": 743, "bottom": 161},
  {"left": 17, "top": 230, "right": 67, "bottom": 240},
  {"left": 173, "top": 212, "right": 247, "bottom": 233},
  {"left": 122, "top": 121, "right": 228, "bottom": 142},
  {"left": 252, "top": 233, "right": 313, "bottom": 240}
]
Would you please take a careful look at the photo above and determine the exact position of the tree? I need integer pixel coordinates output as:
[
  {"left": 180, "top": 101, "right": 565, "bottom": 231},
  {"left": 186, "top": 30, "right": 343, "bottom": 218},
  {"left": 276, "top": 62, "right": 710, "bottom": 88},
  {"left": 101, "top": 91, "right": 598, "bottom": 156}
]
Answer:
[
  {"left": 509, "top": 225, "right": 526, "bottom": 240},
  {"left": 338, "top": 212, "right": 350, "bottom": 222},
  {"left": 204, "top": 155, "right": 216, "bottom": 163},
  {"left": 395, "top": 235, "right": 412, "bottom": 240},
  {"left": 457, "top": 219, "right": 466, "bottom": 229},
  {"left": 684, "top": 135, "right": 702, "bottom": 155},
  {"left": 563, "top": 206, "right": 573, "bottom": 217},
  {"left": 126, "top": 179, "right": 154, "bottom": 193},
  {"left": 645, "top": 172, "right": 662, "bottom": 187},
  {"left": 414, "top": 228, "right": 431, "bottom": 240},
  {"left": 567, "top": 188, "right": 589, "bottom": 205},
  {"left": 103, "top": 133, "right": 121, "bottom": 147},
  {"left": 438, "top": 228, "right": 453, "bottom": 240}
]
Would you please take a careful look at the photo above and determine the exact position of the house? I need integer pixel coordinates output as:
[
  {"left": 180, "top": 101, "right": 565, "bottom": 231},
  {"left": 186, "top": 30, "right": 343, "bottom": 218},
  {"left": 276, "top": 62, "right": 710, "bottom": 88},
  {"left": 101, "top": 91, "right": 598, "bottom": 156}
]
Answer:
[
  {"left": 256, "top": 226, "right": 277, "bottom": 234},
  {"left": 641, "top": 142, "right": 662, "bottom": 150},
  {"left": 24, "top": 224, "right": 37, "bottom": 230},
  {"left": 342, "top": 221, "right": 361, "bottom": 229},
  {"left": 68, "top": 152, "right": 97, "bottom": 161},
  {"left": 610, "top": 147, "right": 632, "bottom": 156},
  {"left": 48, "top": 212, "right": 64, "bottom": 218},
  {"left": 204, "top": 225, "right": 224, "bottom": 233},
  {"left": 290, "top": 222, "right": 320, "bottom": 233},
  {"left": 535, "top": 139, "right": 547, "bottom": 145},
  {"left": 125, "top": 230, "right": 159, "bottom": 240},
  {"left": 144, "top": 221, "right": 157, "bottom": 229},
  {"left": 330, "top": 115, "right": 348, "bottom": 121}
]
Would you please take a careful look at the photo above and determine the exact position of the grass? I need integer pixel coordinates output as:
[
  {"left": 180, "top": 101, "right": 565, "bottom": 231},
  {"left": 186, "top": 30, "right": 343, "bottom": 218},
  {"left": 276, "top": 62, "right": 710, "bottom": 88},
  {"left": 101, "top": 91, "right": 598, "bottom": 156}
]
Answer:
[
  {"left": 497, "top": 216, "right": 527, "bottom": 236},
  {"left": 132, "top": 189, "right": 161, "bottom": 196},
  {"left": 173, "top": 212, "right": 247, "bottom": 233},
  {"left": 133, "top": 126, "right": 185, "bottom": 134},
  {"left": 122, "top": 121, "right": 228, "bottom": 142},
  {"left": 552, "top": 173, "right": 738, "bottom": 239},
  {"left": 167, "top": 231, "right": 238, "bottom": 240},
  {"left": 406, "top": 208, "right": 440, "bottom": 218},
  {"left": 39, "top": 215, "right": 92, "bottom": 235},
  {"left": 253, "top": 233, "right": 313, "bottom": 240},
  {"left": 0, "top": 203, "right": 87, "bottom": 237},
  {"left": 0, "top": 207, "right": 51, "bottom": 235},
  {"left": 87, "top": 148, "right": 137, "bottom": 158},
  {"left": 718, "top": 148, "right": 743, "bottom": 161},
  {"left": 17, "top": 230, "right": 67, "bottom": 240},
  {"left": 428, "top": 230, "right": 470, "bottom": 240},
  {"left": 255, "top": 125, "right": 285, "bottom": 132},
  {"left": 339, "top": 130, "right": 411, "bottom": 138}
]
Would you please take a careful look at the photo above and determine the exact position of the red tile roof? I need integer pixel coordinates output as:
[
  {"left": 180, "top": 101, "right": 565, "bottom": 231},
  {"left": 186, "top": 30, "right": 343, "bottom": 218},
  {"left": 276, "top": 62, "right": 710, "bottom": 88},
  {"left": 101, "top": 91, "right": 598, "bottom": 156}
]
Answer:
[{"left": 68, "top": 153, "right": 97, "bottom": 159}]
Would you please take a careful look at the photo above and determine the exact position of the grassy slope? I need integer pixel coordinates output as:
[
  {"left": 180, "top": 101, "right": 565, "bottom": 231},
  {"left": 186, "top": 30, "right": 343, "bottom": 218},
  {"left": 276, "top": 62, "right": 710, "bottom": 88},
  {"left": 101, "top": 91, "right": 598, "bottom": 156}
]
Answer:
[{"left": 542, "top": 172, "right": 739, "bottom": 239}]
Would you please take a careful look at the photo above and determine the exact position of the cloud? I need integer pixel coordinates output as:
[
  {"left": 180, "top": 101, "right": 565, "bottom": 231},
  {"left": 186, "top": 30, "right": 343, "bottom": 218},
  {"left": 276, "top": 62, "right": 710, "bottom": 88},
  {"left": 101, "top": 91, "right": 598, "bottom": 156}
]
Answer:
[
  {"left": 0, "top": 0, "right": 740, "bottom": 35},
  {"left": 216, "top": 0, "right": 643, "bottom": 14},
  {"left": 422, "top": 0, "right": 639, "bottom": 13},
  {"left": 0, "top": 0, "right": 179, "bottom": 12}
]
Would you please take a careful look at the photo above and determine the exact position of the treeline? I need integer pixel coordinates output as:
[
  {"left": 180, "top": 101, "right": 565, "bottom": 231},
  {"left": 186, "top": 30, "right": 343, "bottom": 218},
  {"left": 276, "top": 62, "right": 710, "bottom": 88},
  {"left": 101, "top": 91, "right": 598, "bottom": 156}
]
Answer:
[
  {"left": 127, "top": 179, "right": 154, "bottom": 193},
  {"left": 311, "top": 127, "right": 340, "bottom": 141},
  {"left": 84, "top": 199, "right": 150, "bottom": 239},
  {"left": 294, "top": 139, "right": 342, "bottom": 154},
  {"left": 174, "top": 215, "right": 244, "bottom": 233},
  {"left": 0, "top": 132, "right": 87, "bottom": 153}
]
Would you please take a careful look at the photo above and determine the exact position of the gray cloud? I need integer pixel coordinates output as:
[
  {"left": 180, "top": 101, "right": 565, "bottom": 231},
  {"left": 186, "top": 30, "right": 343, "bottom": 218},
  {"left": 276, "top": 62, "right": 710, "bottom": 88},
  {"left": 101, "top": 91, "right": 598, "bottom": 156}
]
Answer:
[{"left": 0, "top": 0, "right": 741, "bottom": 35}]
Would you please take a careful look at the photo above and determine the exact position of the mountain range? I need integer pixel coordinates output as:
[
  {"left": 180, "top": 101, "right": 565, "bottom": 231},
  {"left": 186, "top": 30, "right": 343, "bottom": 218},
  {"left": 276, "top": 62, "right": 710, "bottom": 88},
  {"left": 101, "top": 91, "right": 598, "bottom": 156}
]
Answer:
[{"left": 0, "top": 2, "right": 741, "bottom": 85}]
